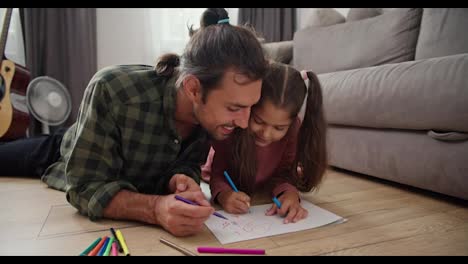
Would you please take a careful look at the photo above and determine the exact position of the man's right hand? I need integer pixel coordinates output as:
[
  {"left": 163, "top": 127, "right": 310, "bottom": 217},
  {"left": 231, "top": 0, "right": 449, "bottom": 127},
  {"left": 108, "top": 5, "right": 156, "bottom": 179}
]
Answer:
[
  {"left": 153, "top": 191, "right": 214, "bottom": 237},
  {"left": 217, "top": 190, "right": 251, "bottom": 214}
]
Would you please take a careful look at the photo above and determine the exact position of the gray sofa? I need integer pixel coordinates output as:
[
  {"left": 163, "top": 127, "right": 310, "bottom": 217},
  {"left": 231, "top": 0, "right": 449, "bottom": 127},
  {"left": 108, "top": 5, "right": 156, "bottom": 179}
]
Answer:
[{"left": 264, "top": 8, "right": 468, "bottom": 200}]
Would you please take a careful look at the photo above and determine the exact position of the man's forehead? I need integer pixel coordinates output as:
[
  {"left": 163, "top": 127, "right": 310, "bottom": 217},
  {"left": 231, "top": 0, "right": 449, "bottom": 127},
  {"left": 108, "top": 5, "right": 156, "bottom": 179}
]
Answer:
[
  {"left": 233, "top": 73, "right": 251, "bottom": 84},
  {"left": 212, "top": 78, "right": 261, "bottom": 106},
  {"left": 223, "top": 69, "right": 252, "bottom": 85}
]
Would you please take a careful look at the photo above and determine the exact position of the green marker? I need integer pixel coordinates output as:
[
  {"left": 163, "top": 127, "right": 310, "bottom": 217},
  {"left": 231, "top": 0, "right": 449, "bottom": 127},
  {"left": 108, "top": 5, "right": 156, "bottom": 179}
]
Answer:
[
  {"left": 79, "top": 237, "right": 102, "bottom": 256},
  {"left": 104, "top": 237, "right": 114, "bottom": 256}
]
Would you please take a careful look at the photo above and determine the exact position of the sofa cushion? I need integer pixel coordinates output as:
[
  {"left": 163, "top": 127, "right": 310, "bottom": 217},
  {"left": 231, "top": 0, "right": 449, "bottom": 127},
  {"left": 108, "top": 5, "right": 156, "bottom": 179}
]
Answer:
[
  {"left": 262, "top": 40, "right": 293, "bottom": 64},
  {"left": 319, "top": 53, "right": 468, "bottom": 133},
  {"left": 327, "top": 125, "right": 468, "bottom": 200},
  {"left": 305, "top": 8, "right": 345, "bottom": 27},
  {"left": 346, "top": 8, "right": 382, "bottom": 21},
  {"left": 293, "top": 8, "right": 422, "bottom": 74},
  {"left": 415, "top": 8, "right": 468, "bottom": 60}
]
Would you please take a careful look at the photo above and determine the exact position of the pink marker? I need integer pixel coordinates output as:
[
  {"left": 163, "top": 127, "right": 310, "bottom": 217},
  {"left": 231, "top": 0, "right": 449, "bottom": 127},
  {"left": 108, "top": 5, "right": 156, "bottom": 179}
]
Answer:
[
  {"left": 111, "top": 241, "right": 118, "bottom": 256},
  {"left": 197, "top": 246, "right": 265, "bottom": 255}
]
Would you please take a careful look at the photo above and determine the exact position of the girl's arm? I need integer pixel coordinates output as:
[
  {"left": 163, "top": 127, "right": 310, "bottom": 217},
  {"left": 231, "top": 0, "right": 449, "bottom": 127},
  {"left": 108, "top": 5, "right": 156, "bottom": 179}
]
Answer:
[
  {"left": 270, "top": 117, "right": 302, "bottom": 197},
  {"left": 208, "top": 142, "right": 233, "bottom": 204},
  {"left": 267, "top": 119, "right": 309, "bottom": 223}
]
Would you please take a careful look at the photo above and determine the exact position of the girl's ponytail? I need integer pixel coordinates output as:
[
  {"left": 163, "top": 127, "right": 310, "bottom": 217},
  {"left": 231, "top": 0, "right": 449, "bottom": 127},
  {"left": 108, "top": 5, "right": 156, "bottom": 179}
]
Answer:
[{"left": 294, "top": 71, "right": 328, "bottom": 192}]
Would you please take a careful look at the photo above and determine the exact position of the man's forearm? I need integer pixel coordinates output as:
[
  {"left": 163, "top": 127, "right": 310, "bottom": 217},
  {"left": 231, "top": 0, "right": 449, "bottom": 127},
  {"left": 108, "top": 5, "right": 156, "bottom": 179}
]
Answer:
[{"left": 103, "top": 190, "right": 161, "bottom": 225}]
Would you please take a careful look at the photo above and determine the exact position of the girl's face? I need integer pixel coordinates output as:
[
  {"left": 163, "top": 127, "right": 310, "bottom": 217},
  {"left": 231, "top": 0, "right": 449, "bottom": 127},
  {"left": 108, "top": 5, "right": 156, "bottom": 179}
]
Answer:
[{"left": 249, "top": 100, "right": 294, "bottom": 147}]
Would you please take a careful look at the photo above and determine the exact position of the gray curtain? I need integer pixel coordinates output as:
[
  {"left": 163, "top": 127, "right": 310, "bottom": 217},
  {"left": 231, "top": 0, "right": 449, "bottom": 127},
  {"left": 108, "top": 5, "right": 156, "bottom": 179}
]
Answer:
[
  {"left": 20, "top": 8, "right": 97, "bottom": 135},
  {"left": 238, "top": 8, "right": 296, "bottom": 42}
]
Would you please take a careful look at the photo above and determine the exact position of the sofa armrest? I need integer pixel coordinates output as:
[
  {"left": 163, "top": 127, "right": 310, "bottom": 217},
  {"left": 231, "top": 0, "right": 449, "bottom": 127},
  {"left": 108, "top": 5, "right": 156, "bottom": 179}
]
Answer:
[{"left": 262, "top": 40, "right": 293, "bottom": 64}]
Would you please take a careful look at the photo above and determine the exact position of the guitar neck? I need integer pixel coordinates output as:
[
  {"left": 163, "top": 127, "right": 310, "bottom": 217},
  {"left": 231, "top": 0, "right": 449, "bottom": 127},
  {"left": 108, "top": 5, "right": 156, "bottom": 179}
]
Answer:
[{"left": 0, "top": 8, "right": 13, "bottom": 57}]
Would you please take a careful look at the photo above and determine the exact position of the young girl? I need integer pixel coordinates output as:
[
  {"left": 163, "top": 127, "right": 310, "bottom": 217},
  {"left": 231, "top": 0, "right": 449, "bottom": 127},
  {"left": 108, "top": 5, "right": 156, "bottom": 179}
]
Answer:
[{"left": 203, "top": 61, "right": 328, "bottom": 224}]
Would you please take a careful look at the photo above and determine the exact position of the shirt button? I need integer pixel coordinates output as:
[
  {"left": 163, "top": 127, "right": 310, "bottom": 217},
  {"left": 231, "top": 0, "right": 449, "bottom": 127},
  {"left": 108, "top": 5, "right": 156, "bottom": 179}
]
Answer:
[{"left": 174, "top": 139, "right": 179, "bottom": 144}]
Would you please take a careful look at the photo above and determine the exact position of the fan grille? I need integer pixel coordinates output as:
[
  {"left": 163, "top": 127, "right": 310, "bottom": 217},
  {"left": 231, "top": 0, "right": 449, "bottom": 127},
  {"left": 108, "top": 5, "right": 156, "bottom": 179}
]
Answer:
[{"left": 26, "top": 77, "right": 72, "bottom": 126}]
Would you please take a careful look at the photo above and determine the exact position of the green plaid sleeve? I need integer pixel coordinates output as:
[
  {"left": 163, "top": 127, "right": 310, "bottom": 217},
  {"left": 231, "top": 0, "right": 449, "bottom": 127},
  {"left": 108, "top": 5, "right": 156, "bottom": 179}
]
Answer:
[
  {"left": 155, "top": 137, "right": 210, "bottom": 194},
  {"left": 169, "top": 165, "right": 202, "bottom": 184},
  {"left": 168, "top": 142, "right": 210, "bottom": 184},
  {"left": 65, "top": 80, "right": 137, "bottom": 221}
]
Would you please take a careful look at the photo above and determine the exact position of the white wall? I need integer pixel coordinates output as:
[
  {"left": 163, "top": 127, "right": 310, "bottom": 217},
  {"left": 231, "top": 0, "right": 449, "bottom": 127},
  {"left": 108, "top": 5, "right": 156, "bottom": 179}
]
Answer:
[
  {"left": 97, "top": 8, "right": 239, "bottom": 70},
  {"left": 96, "top": 8, "right": 348, "bottom": 69},
  {"left": 97, "top": 8, "right": 154, "bottom": 70},
  {"left": 296, "top": 8, "right": 350, "bottom": 30}
]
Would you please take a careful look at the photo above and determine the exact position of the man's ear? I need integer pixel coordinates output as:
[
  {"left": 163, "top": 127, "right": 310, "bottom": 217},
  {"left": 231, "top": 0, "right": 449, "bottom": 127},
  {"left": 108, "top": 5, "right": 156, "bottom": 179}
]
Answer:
[{"left": 182, "top": 75, "right": 202, "bottom": 103}]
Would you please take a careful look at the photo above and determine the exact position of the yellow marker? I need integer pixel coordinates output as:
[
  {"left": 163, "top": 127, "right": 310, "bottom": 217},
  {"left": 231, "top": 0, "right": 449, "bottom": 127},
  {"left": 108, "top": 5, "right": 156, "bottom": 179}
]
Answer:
[{"left": 115, "top": 229, "right": 131, "bottom": 256}]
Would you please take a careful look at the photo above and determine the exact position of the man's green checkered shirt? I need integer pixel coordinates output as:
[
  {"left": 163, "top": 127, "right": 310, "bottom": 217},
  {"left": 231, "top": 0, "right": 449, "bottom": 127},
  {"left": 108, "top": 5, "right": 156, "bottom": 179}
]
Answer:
[{"left": 41, "top": 65, "right": 210, "bottom": 220}]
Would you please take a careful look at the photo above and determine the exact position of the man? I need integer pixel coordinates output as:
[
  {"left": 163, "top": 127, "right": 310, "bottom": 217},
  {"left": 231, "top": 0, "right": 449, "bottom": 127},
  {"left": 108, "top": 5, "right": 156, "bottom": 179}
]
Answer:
[{"left": 0, "top": 13, "right": 267, "bottom": 237}]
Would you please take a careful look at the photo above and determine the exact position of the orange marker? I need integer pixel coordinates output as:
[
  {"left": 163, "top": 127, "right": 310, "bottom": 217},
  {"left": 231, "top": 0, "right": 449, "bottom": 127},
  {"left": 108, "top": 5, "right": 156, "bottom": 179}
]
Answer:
[{"left": 88, "top": 236, "right": 108, "bottom": 256}]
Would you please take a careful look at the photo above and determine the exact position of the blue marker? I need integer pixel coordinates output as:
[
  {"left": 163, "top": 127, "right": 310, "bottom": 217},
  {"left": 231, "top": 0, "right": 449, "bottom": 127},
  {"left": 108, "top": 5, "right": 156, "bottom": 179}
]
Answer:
[
  {"left": 97, "top": 236, "right": 110, "bottom": 256},
  {"left": 223, "top": 171, "right": 239, "bottom": 192},
  {"left": 224, "top": 170, "right": 250, "bottom": 212},
  {"left": 272, "top": 197, "right": 282, "bottom": 209}
]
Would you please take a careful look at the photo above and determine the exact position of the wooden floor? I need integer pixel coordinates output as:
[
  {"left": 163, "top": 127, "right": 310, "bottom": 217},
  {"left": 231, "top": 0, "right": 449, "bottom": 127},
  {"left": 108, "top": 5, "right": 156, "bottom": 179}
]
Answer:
[{"left": 0, "top": 168, "right": 467, "bottom": 256}]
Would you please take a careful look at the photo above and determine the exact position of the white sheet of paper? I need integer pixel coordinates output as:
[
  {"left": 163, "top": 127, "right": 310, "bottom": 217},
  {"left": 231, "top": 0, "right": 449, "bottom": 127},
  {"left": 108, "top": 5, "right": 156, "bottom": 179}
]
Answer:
[{"left": 205, "top": 200, "right": 346, "bottom": 244}]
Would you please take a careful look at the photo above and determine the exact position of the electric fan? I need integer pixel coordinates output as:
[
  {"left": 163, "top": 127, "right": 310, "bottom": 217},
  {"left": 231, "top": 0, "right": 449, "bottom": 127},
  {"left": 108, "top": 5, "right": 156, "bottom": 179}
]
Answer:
[{"left": 26, "top": 76, "right": 71, "bottom": 134}]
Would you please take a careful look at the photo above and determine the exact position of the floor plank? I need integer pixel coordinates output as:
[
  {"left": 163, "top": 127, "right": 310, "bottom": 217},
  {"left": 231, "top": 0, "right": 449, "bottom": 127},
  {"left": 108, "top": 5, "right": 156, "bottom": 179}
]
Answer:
[
  {"left": 323, "top": 223, "right": 468, "bottom": 256},
  {"left": 268, "top": 213, "right": 466, "bottom": 255},
  {"left": 1, "top": 168, "right": 467, "bottom": 255}
]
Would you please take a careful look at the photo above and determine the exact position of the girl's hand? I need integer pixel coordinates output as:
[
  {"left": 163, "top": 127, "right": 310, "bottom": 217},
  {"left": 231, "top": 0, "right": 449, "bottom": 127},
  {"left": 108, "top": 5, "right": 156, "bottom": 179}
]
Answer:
[
  {"left": 217, "top": 190, "right": 251, "bottom": 214},
  {"left": 265, "top": 191, "right": 308, "bottom": 224}
]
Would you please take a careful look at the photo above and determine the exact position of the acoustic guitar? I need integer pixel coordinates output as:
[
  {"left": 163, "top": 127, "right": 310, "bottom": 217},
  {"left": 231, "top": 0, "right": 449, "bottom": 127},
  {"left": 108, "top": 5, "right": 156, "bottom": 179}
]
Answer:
[{"left": 0, "top": 8, "right": 31, "bottom": 141}]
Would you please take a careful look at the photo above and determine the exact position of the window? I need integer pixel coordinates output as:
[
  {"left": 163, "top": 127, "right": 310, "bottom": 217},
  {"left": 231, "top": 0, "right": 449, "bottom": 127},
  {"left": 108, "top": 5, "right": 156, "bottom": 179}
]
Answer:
[
  {"left": 145, "top": 8, "right": 205, "bottom": 60},
  {"left": 0, "top": 8, "right": 26, "bottom": 66},
  {"left": 145, "top": 8, "right": 239, "bottom": 60},
  {"left": 97, "top": 8, "right": 239, "bottom": 69}
]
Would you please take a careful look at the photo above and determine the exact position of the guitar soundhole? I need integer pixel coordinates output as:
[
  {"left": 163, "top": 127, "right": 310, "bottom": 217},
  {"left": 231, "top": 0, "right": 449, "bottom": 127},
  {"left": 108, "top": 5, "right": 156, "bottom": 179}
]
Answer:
[{"left": 0, "top": 75, "right": 5, "bottom": 101}]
